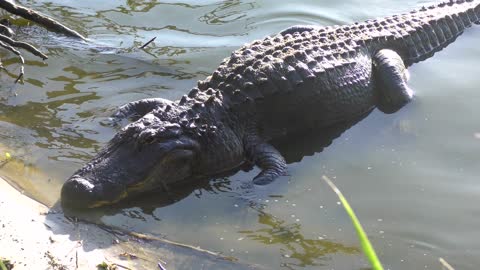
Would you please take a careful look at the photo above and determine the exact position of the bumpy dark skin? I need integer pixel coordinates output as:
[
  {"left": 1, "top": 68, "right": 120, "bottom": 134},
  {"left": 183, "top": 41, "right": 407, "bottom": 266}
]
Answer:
[{"left": 62, "top": 0, "right": 480, "bottom": 208}]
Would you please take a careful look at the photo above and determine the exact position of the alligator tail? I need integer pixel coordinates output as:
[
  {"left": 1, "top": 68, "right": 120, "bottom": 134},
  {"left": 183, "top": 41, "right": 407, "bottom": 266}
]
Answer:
[{"left": 385, "top": 0, "right": 480, "bottom": 66}]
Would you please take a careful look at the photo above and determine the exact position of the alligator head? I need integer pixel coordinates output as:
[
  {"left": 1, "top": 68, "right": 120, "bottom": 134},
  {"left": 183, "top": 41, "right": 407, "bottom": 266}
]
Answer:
[{"left": 61, "top": 112, "right": 203, "bottom": 209}]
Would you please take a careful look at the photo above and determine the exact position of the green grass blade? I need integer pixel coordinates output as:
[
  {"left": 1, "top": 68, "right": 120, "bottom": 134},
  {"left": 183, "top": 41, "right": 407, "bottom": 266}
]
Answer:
[
  {"left": 0, "top": 259, "right": 8, "bottom": 270},
  {"left": 322, "top": 175, "right": 384, "bottom": 270}
]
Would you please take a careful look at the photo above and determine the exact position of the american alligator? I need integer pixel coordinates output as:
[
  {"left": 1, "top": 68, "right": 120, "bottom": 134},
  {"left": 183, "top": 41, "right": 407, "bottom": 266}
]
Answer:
[{"left": 61, "top": 0, "right": 480, "bottom": 208}]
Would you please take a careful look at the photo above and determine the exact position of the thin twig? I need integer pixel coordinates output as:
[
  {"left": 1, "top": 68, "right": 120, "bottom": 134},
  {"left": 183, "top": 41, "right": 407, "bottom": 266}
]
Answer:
[
  {"left": 0, "top": 39, "right": 24, "bottom": 63},
  {"left": 0, "top": 0, "right": 85, "bottom": 39},
  {"left": 15, "top": 65, "right": 23, "bottom": 83},
  {"left": 113, "top": 263, "right": 132, "bottom": 270},
  {"left": 127, "top": 230, "right": 237, "bottom": 261},
  {"left": 0, "top": 23, "right": 14, "bottom": 36},
  {"left": 139, "top": 37, "right": 156, "bottom": 49},
  {"left": 0, "top": 33, "right": 47, "bottom": 59},
  {"left": 83, "top": 221, "right": 238, "bottom": 262},
  {"left": 95, "top": 222, "right": 236, "bottom": 261},
  {"left": 157, "top": 262, "right": 167, "bottom": 270},
  {"left": 0, "top": 39, "right": 24, "bottom": 83}
]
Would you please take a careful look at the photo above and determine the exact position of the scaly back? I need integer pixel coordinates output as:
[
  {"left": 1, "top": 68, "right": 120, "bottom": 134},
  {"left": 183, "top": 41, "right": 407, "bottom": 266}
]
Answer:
[{"left": 174, "top": 0, "right": 480, "bottom": 129}]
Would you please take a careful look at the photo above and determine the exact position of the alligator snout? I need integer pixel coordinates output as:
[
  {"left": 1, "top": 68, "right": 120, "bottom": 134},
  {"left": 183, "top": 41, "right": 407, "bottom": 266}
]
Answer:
[{"left": 61, "top": 175, "right": 126, "bottom": 209}]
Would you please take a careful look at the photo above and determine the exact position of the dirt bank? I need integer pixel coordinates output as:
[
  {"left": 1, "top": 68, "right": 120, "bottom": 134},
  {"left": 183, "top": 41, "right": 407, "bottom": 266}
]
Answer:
[
  {"left": 0, "top": 176, "right": 126, "bottom": 269},
  {"left": 0, "top": 176, "right": 263, "bottom": 270}
]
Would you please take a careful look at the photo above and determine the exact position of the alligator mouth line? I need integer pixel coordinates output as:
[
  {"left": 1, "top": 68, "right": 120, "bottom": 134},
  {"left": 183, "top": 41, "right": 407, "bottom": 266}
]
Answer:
[{"left": 88, "top": 190, "right": 129, "bottom": 208}]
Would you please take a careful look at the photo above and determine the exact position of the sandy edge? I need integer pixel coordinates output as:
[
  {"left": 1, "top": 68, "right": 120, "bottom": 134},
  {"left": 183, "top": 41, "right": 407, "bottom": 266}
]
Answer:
[
  {"left": 0, "top": 176, "right": 134, "bottom": 270},
  {"left": 0, "top": 176, "right": 266, "bottom": 270}
]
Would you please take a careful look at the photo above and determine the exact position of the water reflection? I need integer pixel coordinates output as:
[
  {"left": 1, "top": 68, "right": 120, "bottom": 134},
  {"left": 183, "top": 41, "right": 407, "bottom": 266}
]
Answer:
[
  {"left": 241, "top": 208, "right": 359, "bottom": 269},
  {"left": 125, "top": 0, "right": 162, "bottom": 13},
  {"left": 199, "top": 0, "right": 256, "bottom": 25},
  {"left": 63, "top": 177, "right": 233, "bottom": 220}
]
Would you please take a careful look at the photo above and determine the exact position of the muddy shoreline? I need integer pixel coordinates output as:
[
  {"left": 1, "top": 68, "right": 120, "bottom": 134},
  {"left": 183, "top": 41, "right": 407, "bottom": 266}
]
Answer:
[
  {"left": 0, "top": 176, "right": 126, "bottom": 269},
  {"left": 0, "top": 176, "right": 263, "bottom": 270}
]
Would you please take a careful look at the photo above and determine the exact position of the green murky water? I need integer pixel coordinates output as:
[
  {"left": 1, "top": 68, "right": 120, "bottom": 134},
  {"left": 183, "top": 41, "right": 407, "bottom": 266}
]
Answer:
[{"left": 1, "top": 0, "right": 480, "bottom": 269}]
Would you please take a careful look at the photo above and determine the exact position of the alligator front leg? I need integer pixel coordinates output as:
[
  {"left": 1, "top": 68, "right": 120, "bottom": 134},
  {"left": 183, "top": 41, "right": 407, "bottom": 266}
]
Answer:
[
  {"left": 373, "top": 49, "right": 414, "bottom": 114},
  {"left": 112, "top": 98, "right": 173, "bottom": 122},
  {"left": 245, "top": 133, "right": 288, "bottom": 185}
]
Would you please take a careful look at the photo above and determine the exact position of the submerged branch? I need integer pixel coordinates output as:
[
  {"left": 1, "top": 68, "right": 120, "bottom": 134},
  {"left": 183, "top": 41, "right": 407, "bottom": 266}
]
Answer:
[
  {"left": 0, "top": 39, "right": 24, "bottom": 82},
  {"left": 0, "top": 33, "right": 47, "bottom": 59},
  {"left": 0, "top": 0, "right": 86, "bottom": 82},
  {"left": 0, "top": 0, "right": 85, "bottom": 39},
  {"left": 0, "top": 23, "right": 14, "bottom": 36},
  {"left": 128, "top": 230, "right": 237, "bottom": 261}
]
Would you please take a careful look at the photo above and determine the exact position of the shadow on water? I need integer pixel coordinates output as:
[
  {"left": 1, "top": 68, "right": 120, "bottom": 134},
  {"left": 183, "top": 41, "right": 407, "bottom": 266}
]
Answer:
[{"left": 56, "top": 112, "right": 369, "bottom": 268}]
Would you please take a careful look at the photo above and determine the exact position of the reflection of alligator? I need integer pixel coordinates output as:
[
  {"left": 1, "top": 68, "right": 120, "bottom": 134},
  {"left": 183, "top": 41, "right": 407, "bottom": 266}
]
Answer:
[{"left": 62, "top": 1, "right": 480, "bottom": 208}]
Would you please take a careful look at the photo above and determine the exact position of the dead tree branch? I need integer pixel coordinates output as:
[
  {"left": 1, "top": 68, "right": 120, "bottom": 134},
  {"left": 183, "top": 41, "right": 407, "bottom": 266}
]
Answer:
[
  {"left": 0, "top": 33, "right": 47, "bottom": 59},
  {"left": 0, "top": 39, "right": 24, "bottom": 82},
  {"left": 0, "top": 23, "right": 13, "bottom": 36},
  {"left": 0, "top": 0, "right": 86, "bottom": 82},
  {"left": 0, "top": 0, "right": 85, "bottom": 40}
]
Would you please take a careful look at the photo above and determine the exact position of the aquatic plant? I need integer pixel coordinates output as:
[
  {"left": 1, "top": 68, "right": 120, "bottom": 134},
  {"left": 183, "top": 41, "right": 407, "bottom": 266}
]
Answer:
[
  {"left": 0, "top": 258, "right": 13, "bottom": 270},
  {"left": 322, "top": 175, "right": 384, "bottom": 270}
]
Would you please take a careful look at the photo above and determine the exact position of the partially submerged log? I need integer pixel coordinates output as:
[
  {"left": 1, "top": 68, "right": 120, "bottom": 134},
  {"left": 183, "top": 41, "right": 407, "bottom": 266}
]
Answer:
[{"left": 0, "top": 0, "right": 84, "bottom": 82}]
